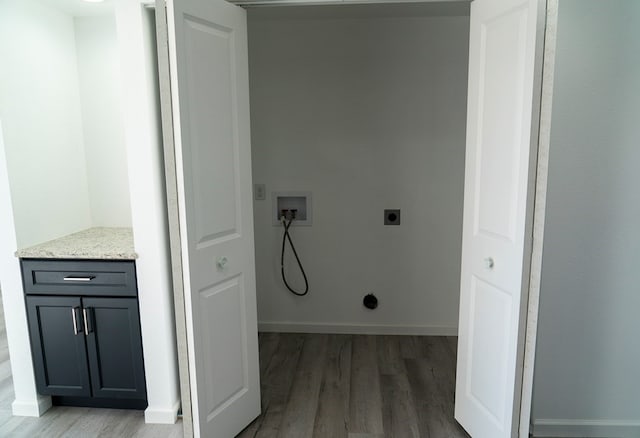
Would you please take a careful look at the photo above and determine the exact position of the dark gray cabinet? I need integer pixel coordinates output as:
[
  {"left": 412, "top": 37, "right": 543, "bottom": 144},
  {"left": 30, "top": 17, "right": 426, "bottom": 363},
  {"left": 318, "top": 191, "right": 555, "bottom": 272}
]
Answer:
[
  {"left": 26, "top": 296, "right": 91, "bottom": 397},
  {"left": 84, "top": 297, "right": 146, "bottom": 400},
  {"left": 22, "top": 259, "right": 147, "bottom": 409}
]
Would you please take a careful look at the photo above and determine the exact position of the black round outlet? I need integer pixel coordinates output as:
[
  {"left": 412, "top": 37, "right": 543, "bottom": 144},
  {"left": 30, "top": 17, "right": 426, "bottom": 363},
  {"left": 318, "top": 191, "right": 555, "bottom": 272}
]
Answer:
[
  {"left": 387, "top": 212, "right": 398, "bottom": 222},
  {"left": 363, "top": 293, "right": 378, "bottom": 310}
]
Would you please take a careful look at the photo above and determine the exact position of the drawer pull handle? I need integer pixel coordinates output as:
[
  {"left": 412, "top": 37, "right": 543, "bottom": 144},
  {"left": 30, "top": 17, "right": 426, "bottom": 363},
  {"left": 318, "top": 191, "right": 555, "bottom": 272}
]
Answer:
[
  {"left": 71, "top": 307, "right": 80, "bottom": 335},
  {"left": 83, "top": 308, "right": 92, "bottom": 335},
  {"left": 63, "top": 276, "right": 96, "bottom": 282}
]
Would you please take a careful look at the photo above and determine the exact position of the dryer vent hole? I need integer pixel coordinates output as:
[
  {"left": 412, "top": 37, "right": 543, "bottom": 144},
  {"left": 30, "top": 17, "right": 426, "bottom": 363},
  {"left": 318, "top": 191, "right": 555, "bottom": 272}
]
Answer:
[{"left": 363, "top": 293, "right": 378, "bottom": 310}]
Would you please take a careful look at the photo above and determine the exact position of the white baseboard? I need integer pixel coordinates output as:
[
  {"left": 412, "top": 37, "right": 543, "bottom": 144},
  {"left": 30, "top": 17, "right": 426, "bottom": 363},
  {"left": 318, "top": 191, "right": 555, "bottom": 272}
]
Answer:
[
  {"left": 12, "top": 395, "right": 52, "bottom": 417},
  {"left": 145, "top": 400, "right": 181, "bottom": 424},
  {"left": 532, "top": 418, "right": 640, "bottom": 438},
  {"left": 258, "top": 321, "right": 458, "bottom": 336}
]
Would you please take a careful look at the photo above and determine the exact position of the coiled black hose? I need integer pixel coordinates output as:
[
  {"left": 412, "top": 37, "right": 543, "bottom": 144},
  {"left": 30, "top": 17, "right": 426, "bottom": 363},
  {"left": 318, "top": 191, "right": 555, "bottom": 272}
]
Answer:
[{"left": 280, "top": 216, "right": 309, "bottom": 296}]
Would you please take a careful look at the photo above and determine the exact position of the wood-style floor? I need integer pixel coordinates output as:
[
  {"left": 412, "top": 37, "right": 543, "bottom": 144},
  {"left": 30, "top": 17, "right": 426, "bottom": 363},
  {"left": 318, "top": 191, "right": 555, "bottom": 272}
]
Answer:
[
  {"left": 237, "top": 333, "right": 470, "bottom": 438},
  {"left": 0, "top": 291, "right": 468, "bottom": 438}
]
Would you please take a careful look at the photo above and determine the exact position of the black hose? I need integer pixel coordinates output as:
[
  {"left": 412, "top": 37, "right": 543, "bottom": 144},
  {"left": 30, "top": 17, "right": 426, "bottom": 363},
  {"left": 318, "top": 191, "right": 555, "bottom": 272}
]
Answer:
[{"left": 280, "top": 217, "right": 309, "bottom": 296}]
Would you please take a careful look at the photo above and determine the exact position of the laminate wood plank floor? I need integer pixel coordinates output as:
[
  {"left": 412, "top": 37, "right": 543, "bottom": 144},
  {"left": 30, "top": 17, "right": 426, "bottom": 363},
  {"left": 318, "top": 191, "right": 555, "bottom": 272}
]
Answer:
[
  {"left": 0, "top": 290, "right": 184, "bottom": 438},
  {"left": 237, "top": 333, "right": 470, "bottom": 438},
  {"left": 0, "top": 289, "right": 469, "bottom": 438}
]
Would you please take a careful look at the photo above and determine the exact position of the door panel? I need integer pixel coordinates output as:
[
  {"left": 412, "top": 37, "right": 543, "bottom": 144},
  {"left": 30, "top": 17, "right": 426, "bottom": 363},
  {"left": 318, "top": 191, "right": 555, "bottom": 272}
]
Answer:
[
  {"left": 166, "top": 0, "right": 260, "bottom": 436},
  {"left": 474, "top": 7, "right": 530, "bottom": 242},
  {"left": 182, "top": 16, "right": 240, "bottom": 243},
  {"left": 26, "top": 296, "right": 91, "bottom": 397},
  {"left": 83, "top": 297, "right": 147, "bottom": 400},
  {"left": 199, "top": 276, "right": 248, "bottom": 417},
  {"left": 455, "top": 0, "right": 544, "bottom": 437},
  {"left": 468, "top": 277, "right": 511, "bottom": 423}
]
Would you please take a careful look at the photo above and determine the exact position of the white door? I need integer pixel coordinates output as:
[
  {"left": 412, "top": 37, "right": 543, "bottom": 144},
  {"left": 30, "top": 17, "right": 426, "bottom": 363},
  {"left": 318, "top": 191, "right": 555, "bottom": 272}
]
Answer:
[
  {"left": 165, "top": 0, "right": 260, "bottom": 436},
  {"left": 455, "top": 0, "right": 544, "bottom": 437}
]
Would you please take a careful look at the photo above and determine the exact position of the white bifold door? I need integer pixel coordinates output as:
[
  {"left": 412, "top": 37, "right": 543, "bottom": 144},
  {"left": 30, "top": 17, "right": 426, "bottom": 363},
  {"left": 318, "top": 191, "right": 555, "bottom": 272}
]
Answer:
[
  {"left": 455, "top": 0, "right": 544, "bottom": 437},
  {"left": 165, "top": 0, "right": 260, "bottom": 437}
]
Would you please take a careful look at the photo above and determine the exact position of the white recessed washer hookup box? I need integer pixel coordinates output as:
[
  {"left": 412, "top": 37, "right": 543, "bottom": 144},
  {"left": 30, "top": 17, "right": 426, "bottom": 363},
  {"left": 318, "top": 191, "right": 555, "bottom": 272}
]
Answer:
[{"left": 272, "top": 191, "right": 312, "bottom": 226}]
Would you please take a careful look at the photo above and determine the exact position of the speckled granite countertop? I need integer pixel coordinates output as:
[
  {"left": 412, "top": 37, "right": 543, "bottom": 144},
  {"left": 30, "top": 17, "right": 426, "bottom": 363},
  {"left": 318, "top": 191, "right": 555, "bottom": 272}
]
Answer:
[{"left": 15, "top": 227, "right": 137, "bottom": 260}]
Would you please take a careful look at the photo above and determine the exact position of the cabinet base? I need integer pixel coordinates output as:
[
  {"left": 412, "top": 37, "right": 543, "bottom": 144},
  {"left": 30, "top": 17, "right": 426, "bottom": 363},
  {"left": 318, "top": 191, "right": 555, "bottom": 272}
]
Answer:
[{"left": 52, "top": 396, "right": 148, "bottom": 410}]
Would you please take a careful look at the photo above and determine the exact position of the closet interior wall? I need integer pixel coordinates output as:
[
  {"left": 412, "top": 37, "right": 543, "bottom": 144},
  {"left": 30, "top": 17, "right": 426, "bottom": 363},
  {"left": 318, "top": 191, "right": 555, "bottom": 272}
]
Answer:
[{"left": 248, "top": 3, "right": 470, "bottom": 333}]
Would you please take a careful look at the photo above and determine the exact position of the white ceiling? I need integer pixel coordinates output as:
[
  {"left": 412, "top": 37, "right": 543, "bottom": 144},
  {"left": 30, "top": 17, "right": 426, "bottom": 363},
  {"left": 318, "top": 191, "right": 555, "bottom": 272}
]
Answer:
[{"left": 41, "top": 0, "right": 114, "bottom": 17}]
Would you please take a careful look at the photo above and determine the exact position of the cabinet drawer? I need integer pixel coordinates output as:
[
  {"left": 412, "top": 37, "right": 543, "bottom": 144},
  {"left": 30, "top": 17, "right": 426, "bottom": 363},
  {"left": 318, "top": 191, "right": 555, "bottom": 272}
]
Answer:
[{"left": 21, "top": 259, "right": 137, "bottom": 297}]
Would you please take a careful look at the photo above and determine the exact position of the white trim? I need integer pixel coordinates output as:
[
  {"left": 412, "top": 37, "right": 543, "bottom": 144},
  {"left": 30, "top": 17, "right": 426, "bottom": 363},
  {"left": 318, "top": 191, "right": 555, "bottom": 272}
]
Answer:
[
  {"left": 11, "top": 396, "right": 52, "bottom": 417},
  {"left": 154, "top": 1, "right": 193, "bottom": 436},
  {"left": 145, "top": 400, "right": 181, "bottom": 424},
  {"left": 114, "top": 0, "right": 181, "bottom": 425},
  {"left": 258, "top": 321, "right": 457, "bottom": 336},
  {"left": 164, "top": 0, "right": 201, "bottom": 434},
  {"left": 519, "top": 0, "right": 558, "bottom": 436},
  {"left": 532, "top": 419, "right": 640, "bottom": 438},
  {"left": 230, "top": 0, "right": 468, "bottom": 7}
]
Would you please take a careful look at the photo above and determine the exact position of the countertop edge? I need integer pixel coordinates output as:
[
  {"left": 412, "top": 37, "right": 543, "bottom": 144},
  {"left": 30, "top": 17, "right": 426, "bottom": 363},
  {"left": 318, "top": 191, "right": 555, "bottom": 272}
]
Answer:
[
  {"left": 14, "top": 251, "right": 138, "bottom": 260},
  {"left": 14, "top": 227, "right": 138, "bottom": 261}
]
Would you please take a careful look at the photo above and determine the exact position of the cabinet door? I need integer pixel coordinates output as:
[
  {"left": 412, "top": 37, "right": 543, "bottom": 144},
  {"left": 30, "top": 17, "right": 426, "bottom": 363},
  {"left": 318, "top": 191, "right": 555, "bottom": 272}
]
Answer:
[
  {"left": 26, "top": 296, "right": 91, "bottom": 396},
  {"left": 82, "top": 297, "right": 146, "bottom": 400}
]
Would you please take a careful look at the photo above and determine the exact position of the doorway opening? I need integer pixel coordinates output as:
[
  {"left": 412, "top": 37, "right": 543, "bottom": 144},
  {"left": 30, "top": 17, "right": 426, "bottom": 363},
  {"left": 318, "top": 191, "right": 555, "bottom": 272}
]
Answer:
[
  {"left": 242, "top": 3, "right": 469, "bottom": 436},
  {"left": 162, "top": 0, "right": 544, "bottom": 435}
]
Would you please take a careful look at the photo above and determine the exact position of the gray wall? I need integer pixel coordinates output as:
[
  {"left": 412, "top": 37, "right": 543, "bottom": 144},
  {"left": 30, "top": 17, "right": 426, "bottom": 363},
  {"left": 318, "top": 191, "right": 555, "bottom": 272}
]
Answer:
[
  {"left": 532, "top": 0, "right": 640, "bottom": 435},
  {"left": 248, "top": 4, "right": 469, "bottom": 332}
]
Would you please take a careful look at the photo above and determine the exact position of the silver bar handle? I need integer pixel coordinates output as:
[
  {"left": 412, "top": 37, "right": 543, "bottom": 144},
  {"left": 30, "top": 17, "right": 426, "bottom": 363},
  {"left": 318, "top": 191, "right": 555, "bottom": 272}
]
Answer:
[
  {"left": 63, "top": 276, "right": 96, "bottom": 282},
  {"left": 71, "top": 307, "right": 78, "bottom": 335},
  {"left": 83, "top": 308, "right": 90, "bottom": 336}
]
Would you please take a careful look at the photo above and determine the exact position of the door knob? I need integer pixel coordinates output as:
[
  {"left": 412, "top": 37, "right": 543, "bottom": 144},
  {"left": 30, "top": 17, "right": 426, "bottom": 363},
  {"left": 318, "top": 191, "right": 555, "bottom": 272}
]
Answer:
[
  {"left": 216, "top": 256, "right": 228, "bottom": 269},
  {"left": 484, "top": 257, "right": 495, "bottom": 270}
]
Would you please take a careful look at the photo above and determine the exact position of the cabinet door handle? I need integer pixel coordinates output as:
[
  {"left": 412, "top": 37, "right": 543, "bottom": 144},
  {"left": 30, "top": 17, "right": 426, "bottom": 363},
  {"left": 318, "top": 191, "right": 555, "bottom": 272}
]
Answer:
[
  {"left": 71, "top": 307, "right": 81, "bottom": 335},
  {"left": 83, "top": 308, "right": 92, "bottom": 335},
  {"left": 63, "top": 276, "right": 96, "bottom": 282}
]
